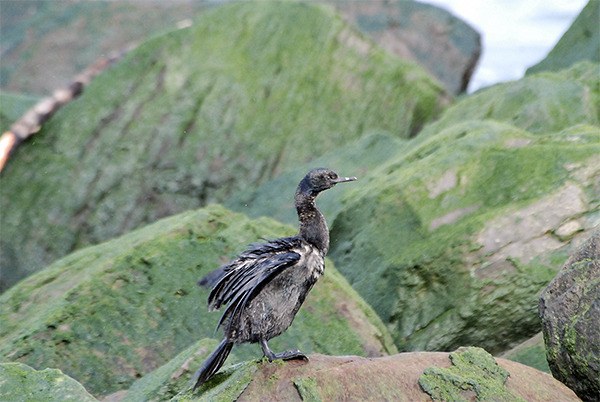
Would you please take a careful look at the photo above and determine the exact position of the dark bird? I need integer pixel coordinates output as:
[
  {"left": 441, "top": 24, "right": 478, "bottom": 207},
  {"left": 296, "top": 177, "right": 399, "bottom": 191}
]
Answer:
[{"left": 192, "top": 168, "right": 356, "bottom": 390}]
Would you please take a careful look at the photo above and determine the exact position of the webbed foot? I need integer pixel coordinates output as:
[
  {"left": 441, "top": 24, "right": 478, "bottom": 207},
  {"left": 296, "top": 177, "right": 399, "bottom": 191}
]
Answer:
[{"left": 260, "top": 339, "right": 309, "bottom": 362}]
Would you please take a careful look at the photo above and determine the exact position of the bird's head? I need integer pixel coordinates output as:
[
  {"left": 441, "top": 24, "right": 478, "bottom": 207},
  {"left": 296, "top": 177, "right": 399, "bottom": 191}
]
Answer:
[{"left": 298, "top": 168, "right": 357, "bottom": 196}]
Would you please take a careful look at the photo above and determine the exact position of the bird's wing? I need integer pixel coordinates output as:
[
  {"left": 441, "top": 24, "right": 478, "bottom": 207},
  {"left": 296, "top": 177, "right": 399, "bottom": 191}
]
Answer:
[
  {"left": 207, "top": 237, "right": 303, "bottom": 329},
  {"left": 197, "top": 236, "right": 300, "bottom": 289}
]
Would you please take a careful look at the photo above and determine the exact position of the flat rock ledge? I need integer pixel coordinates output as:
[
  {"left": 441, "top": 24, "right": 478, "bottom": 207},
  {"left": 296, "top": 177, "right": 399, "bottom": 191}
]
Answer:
[{"left": 184, "top": 347, "right": 579, "bottom": 401}]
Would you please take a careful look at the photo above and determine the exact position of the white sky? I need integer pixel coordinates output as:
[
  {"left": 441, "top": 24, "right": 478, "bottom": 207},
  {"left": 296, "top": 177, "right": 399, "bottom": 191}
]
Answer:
[{"left": 422, "top": 0, "right": 589, "bottom": 91}]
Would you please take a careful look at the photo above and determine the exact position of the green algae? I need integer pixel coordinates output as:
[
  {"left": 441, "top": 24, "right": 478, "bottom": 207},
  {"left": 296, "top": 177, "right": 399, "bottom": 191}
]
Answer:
[
  {"left": 293, "top": 376, "right": 322, "bottom": 402},
  {"left": 418, "top": 347, "right": 524, "bottom": 402},
  {"left": 0, "top": 362, "right": 97, "bottom": 402},
  {"left": 417, "top": 61, "right": 599, "bottom": 137},
  {"left": 180, "top": 361, "right": 258, "bottom": 402}
]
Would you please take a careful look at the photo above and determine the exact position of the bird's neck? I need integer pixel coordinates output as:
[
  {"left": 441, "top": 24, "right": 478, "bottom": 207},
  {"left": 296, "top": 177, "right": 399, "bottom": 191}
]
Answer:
[{"left": 295, "top": 191, "right": 329, "bottom": 254}]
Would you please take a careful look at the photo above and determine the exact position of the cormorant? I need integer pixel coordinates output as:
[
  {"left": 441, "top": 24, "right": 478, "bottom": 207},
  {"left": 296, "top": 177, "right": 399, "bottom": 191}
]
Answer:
[{"left": 192, "top": 168, "right": 356, "bottom": 390}]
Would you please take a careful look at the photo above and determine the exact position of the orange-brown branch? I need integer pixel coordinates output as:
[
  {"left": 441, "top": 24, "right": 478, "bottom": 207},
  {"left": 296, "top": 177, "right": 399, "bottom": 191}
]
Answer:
[{"left": 0, "top": 44, "right": 136, "bottom": 173}]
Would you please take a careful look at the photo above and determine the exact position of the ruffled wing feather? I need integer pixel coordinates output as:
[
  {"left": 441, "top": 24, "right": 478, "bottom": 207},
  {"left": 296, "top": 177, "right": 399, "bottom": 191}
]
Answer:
[{"left": 206, "top": 236, "right": 303, "bottom": 329}]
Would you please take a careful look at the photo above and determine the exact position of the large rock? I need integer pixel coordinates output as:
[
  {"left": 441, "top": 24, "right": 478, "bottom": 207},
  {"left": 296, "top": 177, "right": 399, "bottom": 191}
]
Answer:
[
  {"left": 0, "top": 362, "right": 96, "bottom": 402},
  {"left": 327, "top": 63, "right": 600, "bottom": 354},
  {"left": 417, "top": 61, "right": 599, "bottom": 137},
  {"left": 140, "top": 346, "right": 577, "bottom": 401},
  {"left": 0, "top": 204, "right": 396, "bottom": 396},
  {"left": 527, "top": 0, "right": 600, "bottom": 74},
  {"left": 0, "top": 1, "right": 448, "bottom": 292},
  {"left": 539, "top": 230, "right": 600, "bottom": 401},
  {"left": 331, "top": 0, "right": 481, "bottom": 94}
]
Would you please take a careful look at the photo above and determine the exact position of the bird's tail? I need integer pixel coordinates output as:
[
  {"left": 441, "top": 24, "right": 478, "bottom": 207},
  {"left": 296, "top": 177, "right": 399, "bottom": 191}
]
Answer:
[{"left": 192, "top": 339, "right": 233, "bottom": 390}]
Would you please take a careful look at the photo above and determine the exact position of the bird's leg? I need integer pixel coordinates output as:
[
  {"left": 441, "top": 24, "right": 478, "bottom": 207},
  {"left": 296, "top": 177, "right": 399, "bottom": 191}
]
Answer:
[{"left": 260, "top": 338, "right": 308, "bottom": 362}]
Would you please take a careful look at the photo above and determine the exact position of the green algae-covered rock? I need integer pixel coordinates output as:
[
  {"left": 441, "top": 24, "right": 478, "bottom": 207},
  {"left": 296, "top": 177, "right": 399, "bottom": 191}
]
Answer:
[
  {"left": 0, "top": 204, "right": 396, "bottom": 396},
  {"left": 326, "top": 64, "right": 600, "bottom": 354},
  {"left": 0, "top": 1, "right": 210, "bottom": 94},
  {"left": 3, "top": 0, "right": 477, "bottom": 96},
  {"left": 527, "top": 1, "right": 600, "bottom": 75},
  {"left": 0, "top": 362, "right": 96, "bottom": 402},
  {"left": 417, "top": 61, "right": 599, "bottom": 136},
  {"left": 0, "top": 1, "right": 448, "bottom": 292},
  {"left": 163, "top": 349, "right": 578, "bottom": 401}
]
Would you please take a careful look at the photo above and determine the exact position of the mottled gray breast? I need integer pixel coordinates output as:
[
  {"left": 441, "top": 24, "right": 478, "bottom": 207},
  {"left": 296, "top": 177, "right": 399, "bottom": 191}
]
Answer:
[{"left": 295, "top": 241, "right": 325, "bottom": 281}]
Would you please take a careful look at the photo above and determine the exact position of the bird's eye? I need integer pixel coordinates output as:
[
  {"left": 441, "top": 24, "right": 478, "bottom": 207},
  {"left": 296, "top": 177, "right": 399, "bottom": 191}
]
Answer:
[{"left": 329, "top": 173, "right": 337, "bottom": 180}]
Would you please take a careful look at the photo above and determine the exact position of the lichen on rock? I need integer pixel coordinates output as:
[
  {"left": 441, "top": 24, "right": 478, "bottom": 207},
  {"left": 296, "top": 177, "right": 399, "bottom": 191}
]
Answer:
[{"left": 418, "top": 347, "right": 522, "bottom": 402}]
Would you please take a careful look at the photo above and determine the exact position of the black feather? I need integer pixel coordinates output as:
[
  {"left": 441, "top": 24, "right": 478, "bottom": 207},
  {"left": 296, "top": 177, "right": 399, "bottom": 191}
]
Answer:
[{"left": 192, "top": 339, "right": 233, "bottom": 390}]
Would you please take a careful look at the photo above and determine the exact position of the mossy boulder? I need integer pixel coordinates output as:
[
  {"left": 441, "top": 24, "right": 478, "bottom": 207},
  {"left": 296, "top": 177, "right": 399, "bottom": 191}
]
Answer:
[
  {"left": 527, "top": 0, "right": 600, "bottom": 74},
  {"left": 0, "top": 204, "right": 396, "bottom": 397},
  {"left": 143, "top": 347, "right": 577, "bottom": 401},
  {"left": 0, "top": 1, "right": 448, "bottom": 292},
  {"left": 329, "top": 0, "right": 481, "bottom": 94},
  {"left": 539, "top": 230, "right": 600, "bottom": 401},
  {"left": 232, "top": 62, "right": 599, "bottom": 226},
  {"left": 417, "top": 61, "right": 599, "bottom": 137},
  {"left": 0, "top": 362, "right": 96, "bottom": 402},
  {"left": 326, "top": 63, "right": 600, "bottom": 354}
]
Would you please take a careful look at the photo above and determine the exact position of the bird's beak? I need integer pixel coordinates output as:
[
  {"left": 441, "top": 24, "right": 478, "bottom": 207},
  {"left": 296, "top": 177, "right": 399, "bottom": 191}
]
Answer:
[{"left": 333, "top": 176, "right": 357, "bottom": 183}]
